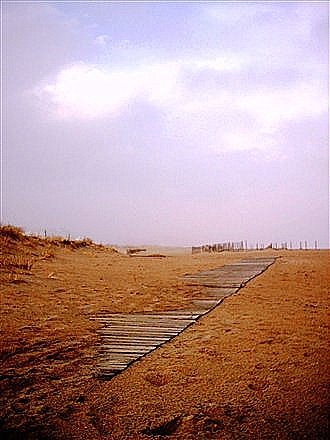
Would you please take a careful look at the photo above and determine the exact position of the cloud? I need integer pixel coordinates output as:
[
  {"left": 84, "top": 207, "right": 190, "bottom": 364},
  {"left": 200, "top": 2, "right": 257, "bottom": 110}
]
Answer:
[
  {"left": 34, "top": 56, "right": 240, "bottom": 119},
  {"left": 33, "top": 44, "right": 327, "bottom": 156},
  {"left": 29, "top": 1, "right": 328, "bottom": 156},
  {"left": 40, "top": 63, "right": 145, "bottom": 118},
  {"left": 189, "top": 55, "right": 246, "bottom": 72},
  {"left": 95, "top": 34, "right": 109, "bottom": 47},
  {"left": 237, "top": 81, "right": 328, "bottom": 132}
]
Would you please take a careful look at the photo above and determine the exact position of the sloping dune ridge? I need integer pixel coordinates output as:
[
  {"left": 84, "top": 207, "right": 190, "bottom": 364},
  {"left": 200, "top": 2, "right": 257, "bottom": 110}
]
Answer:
[{"left": 0, "top": 226, "right": 329, "bottom": 439}]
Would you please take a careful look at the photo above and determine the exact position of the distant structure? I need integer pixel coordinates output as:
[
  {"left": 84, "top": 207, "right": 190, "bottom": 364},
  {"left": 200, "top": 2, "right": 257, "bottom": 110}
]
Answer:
[
  {"left": 192, "top": 240, "right": 317, "bottom": 254},
  {"left": 126, "top": 248, "right": 147, "bottom": 256},
  {"left": 192, "top": 241, "right": 245, "bottom": 254}
]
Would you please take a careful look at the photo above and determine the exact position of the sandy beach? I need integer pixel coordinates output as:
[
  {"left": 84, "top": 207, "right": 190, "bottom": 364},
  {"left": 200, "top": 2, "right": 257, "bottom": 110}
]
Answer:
[{"left": 1, "top": 231, "right": 329, "bottom": 439}]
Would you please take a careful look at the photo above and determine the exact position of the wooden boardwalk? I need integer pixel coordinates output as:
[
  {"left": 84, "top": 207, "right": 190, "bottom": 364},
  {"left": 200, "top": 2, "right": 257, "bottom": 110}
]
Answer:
[{"left": 91, "top": 257, "right": 276, "bottom": 379}]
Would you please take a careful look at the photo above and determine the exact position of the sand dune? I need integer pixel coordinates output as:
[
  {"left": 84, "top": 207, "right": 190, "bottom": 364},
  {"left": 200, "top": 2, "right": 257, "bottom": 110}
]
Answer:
[{"left": 0, "top": 227, "right": 329, "bottom": 439}]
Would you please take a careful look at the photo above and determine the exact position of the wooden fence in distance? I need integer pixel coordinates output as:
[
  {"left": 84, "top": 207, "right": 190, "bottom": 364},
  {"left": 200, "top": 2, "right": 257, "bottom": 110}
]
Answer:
[
  {"left": 192, "top": 241, "right": 245, "bottom": 254},
  {"left": 192, "top": 240, "right": 318, "bottom": 254}
]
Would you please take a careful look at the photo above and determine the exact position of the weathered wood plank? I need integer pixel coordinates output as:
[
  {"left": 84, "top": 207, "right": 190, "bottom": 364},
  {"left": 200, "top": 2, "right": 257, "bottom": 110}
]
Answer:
[
  {"left": 184, "top": 282, "right": 243, "bottom": 288},
  {"left": 99, "top": 341, "right": 169, "bottom": 346},
  {"left": 98, "top": 333, "right": 170, "bottom": 338},
  {"left": 99, "top": 345, "right": 158, "bottom": 351},
  {"left": 98, "top": 328, "right": 178, "bottom": 334},
  {"left": 99, "top": 349, "right": 152, "bottom": 355},
  {"left": 98, "top": 361, "right": 125, "bottom": 367},
  {"left": 102, "top": 318, "right": 194, "bottom": 327},
  {"left": 99, "top": 336, "right": 169, "bottom": 342},
  {"left": 104, "top": 315, "right": 194, "bottom": 322},
  {"left": 98, "top": 330, "right": 179, "bottom": 337},
  {"left": 192, "top": 300, "right": 220, "bottom": 306},
  {"left": 98, "top": 355, "right": 137, "bottom": 362},
  {"left": 96, "top": 320, "right": 194, "bottom": 328},
  {"left": 101, "top": 324, "right": 190, "bottom": 331},
  {"left": 92, "top": 313, "right": 196, "bottom": 320}
]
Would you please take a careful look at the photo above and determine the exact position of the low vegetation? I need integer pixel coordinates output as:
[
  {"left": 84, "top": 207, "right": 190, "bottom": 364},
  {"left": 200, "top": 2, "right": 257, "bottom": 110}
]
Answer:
[
  {"left": 0, "top": 224, "right": 116, "bottom": 279},
  {"left": 0, "top": 224, "right": 25, "bottom": 241},
  {"left": 0, "top": 254, "right": 33, "bottom": 271},
  {"left": 46, "top": 236, "right": 95, "bottom": 249}
]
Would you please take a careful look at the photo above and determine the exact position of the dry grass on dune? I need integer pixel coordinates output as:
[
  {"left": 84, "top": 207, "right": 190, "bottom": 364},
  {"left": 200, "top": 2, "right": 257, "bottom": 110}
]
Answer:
[
  {"left": 0, "top": 225, "right": 39, "bottom": 281},
  {"left": 0, "top": 224, "right": 117, "bottom": 281}
]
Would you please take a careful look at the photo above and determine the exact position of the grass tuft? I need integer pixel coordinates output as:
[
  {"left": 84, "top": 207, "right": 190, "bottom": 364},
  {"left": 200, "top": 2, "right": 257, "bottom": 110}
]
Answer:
[
  {"left": 0, "top": 255, "right": 33, "bottom": 271},
  {"left": 0, "top": 225, "right": 25, "bottom": 241}
]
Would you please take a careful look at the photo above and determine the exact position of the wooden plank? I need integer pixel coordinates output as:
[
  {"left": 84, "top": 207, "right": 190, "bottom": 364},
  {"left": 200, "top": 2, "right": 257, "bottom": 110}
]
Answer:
[
  {"left": 97, "top": 315, "right": 194, "bottom": 323},
  {"left": 206, "top": 287, "right": 238, "bottom": 294},
  {"left": 184, "top": 309, "right": 208, "bottom": 316},
  {"left": 184, "top": 283, "right": 242, "bottom": 288},
  {"left": 98, "top": 360, "right": 131, "bottom": 365},
  {"left": 229, "top": 262, "right": 262, "bottom": 265},
  {"left": 98, "top": 352, "right": 139, "bottom": 358},
  {"left": 93, "top": 315, "right": 195, "bottom": 322},
  {"left": 98, "top": 332, "right": 171, "bottom": 338},
  {"left": 99, "top": 351, "right": 139, "bottom": 357},
  {"left": 98, "top": 362, "right": 125, "bottom": 368},
  {"left": 100, "top": 354, "right": 154, "bottom": 361},
  {"left": 105, "top": 315, "right": 194, "bottom": 323},
  {"left": 94, "top": 313, "right": 196, "bottom": 319},
  {"left": 103, "top": 323, "right": 191, "bottom": 330},
  {"left": 99, "top": 336, "right": 169, "bottom": 342},
  {"left": 201, "top": 291, "right": 237, "bottom": 299},
  {"left": 98, "top": 356, "right": 138, "bottom": 362},
  {"left": 99, "top": 351, "right": 139, "bottom": 365},
  {"left": 101, "top": 328, "right": 186, "bottom": 336},
  {"left": 102, "top": 323, "right": 189, "bottom": 331},
  {"left": 100, "top": 345, "right": 165, "bottom": 352},
  {"left": 103, "top": 325, "right": 188, "bottom": 332},
  {"left": 98, "top": 330, "right": 179, "bottom": 337},
  {"left": 155, "top": 313, "right": 200, "bottom": 319},
  {"left": 98, "top": 336, "right": 175, "bottom": 342},
  {"left": 99, "top": 370, "right": 126, "bottom": 375},
  {"left": 144, "top": 312, "right": 196, "bottom": 317},
  {"left": 100, "top": 349, "right": 150, "bottom": 355},
  {"left": 102, "top": 318, "right": 194, "bottom": 327},
  {"left": 192, "top": 300, "right": 220, "bottom": 306},
  {"left": 94, "top": 315, "right": 192, "bottom": 321},
  {"left": 99, "top": 340, "right": 168, "bottom": 346},
  {"left": 100, "top": 342, "right": 159, "bottom": 348},
  {"left": 99, "top": 364, "right": 132, "bottom": 370},
  {"left": 97, "top": 327, "right": 178, "bottom": 333},
  {"left": 99, "top": 363, "right": 134, "bottom": 369},
  {"left": 99, "top": 321, "right": 189, "bottom": 331},
  {"left": 98, "top": 327, "right": 178, "bottom": 333},
  {"left": 99, "top": 361, "right": 135, "bottom": 367},
  {"left": 98, "top": 339, "right": 173, "bottom": 346},
  {"left": 99, "top": 345, "right": 158, "bottom": 351}
]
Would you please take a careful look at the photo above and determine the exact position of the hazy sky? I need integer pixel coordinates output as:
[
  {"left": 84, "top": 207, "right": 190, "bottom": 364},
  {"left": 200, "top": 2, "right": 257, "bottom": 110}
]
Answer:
[{"left": 2, "top": 1, "right": 329, "bottom": 247}]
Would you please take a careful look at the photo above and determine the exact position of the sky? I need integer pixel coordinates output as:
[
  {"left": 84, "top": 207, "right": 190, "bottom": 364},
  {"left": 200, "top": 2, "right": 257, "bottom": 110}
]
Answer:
[{"left": 2, "top": 1, "right": 329, "bottom": 247}]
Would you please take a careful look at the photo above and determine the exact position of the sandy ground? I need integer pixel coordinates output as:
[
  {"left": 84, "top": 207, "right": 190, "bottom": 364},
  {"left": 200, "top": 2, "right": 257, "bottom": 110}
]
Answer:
[{"left": 0, "top": 235, "right": 329, "bottom": 439}]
